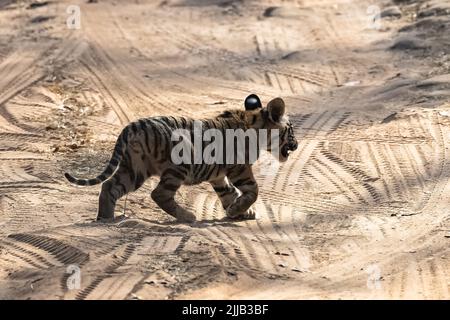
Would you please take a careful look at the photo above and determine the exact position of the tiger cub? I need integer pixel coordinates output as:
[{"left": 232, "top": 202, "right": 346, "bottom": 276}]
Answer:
[{"left": 65, "top": 94, "right": 298, "bottom": 222}]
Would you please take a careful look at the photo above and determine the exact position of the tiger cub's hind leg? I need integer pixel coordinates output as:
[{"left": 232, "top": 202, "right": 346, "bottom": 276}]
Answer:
[
  {"left": 97, "top": 161, "right": 147, "bottom": 221},
  {"left": 151, "top": 169, "right": 196, "bottom": 223}
]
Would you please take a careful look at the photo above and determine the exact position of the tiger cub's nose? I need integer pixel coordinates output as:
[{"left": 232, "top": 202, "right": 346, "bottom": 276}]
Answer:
[{"left": 289, "top": 140, "right": 298, "bottom": 151}]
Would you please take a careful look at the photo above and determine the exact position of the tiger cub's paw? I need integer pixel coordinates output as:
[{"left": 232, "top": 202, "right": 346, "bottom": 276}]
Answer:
[
  {"left": 241, "top": 206, "right": 256, "bottom": 220},
  {"left": 226, "top": 205, "right": 256, "bottom": 220},
  {"left": 175, "top": 208, "right": 197, "bottom": 223}
]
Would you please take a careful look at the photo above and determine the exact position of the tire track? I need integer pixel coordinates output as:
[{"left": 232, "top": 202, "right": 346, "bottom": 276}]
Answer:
[
  {"left": 198, "top": 228, "right": 250, "bottom": 269},
  {"left": 1, "top": 238, "right": 57, "bottom": 268},
  {"left": 150, "top": 18, "right": 329, "bottom": 89},
  {"left": 8, "top": 233, "right": 89, "bottom": 266},
  {"left": 370, "top": 143, "right": 405, "bottom": 202},
  {"left": 319, "top": 145, "right": 381, "bottom": 203},
  {"left": 84, "top": 8, "right": 199, "bottom": 119},
  {"left": 75, "top": 242, "right": 137, "bottom": 300}
]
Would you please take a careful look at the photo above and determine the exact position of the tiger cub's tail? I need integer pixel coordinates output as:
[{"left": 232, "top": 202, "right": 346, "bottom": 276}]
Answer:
[{"left": 64, "top": 125, "right": 131, "bottom": 186}]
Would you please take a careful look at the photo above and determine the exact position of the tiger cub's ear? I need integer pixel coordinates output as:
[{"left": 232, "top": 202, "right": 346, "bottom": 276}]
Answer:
[
  {"left": 267, "top": 97, "right": 285, "bottom": 123},
  {"left": 244, "top": 94, "right": 262, "bottom": 110}
]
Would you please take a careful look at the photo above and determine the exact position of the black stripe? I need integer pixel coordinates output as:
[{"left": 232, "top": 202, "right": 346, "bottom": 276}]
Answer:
[
  {"left": 142, "top": 127, "right": 151, "bottom": 154},
  {"left": 110, "top": 158, "right": 119, "bottom": 167},
  {"left": 164, "top": 168, "right": 185, "bottom": 181},
  {"left": 197, "top": 164, "right": 210, "bottom": 180},
  {"left": 176, "top": 165, "right": 189, "bottom": 176},
  {"left": 87, "top": 178, "right": 99, "bottom": 185},
  {"left": 223, "top": 119, "right": 233, "bottom": 129},
  {"left": 122, "top": 126, "right": 129, "bottom": 144},
  {"left": 170, "top": 116, "right": 180, "bottom": 128},
  {"left": 104, "top": 166, "right": 114, "bottom": 175},
  {"left": 152, "top": 122, "right": 161, "bottom": 157},
  {"left": 180, "top": 163, "right": 190, "bottom": 171},
  {"left": 138, "top": 119, "right": 151, "bottom": 154},
  {"left": 205, "top": 165, "right": 216, "bottom": 181},
  {"left": 139, "top": 119, "right": 147, "bottom": 129},
  {"left": 152, "top": 117, "right": 168, "bottom": 128},
  {"left": 131, "top": 122, "right": 138, "bottom": 134},
  {"left": 180, "top": 117, "right": 187, "bottom": 128},
  {"left": 193, "top": 164, "right": 202, "bottom": 176}
]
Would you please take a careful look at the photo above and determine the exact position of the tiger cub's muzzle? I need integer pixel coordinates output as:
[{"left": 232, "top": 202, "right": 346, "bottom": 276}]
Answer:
[{"left": 281, "top": 139, "right": 298, "bottom": 158}]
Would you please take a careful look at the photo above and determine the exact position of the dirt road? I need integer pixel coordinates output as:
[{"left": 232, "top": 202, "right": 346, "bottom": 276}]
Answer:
[{"left": 0, "top": 0, "right": 449, "bottom": 299}]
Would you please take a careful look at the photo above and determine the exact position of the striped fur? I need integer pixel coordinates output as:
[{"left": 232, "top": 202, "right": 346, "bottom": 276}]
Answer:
[{"left": 65, "top": 95, "right": 298, "bottom": 222}]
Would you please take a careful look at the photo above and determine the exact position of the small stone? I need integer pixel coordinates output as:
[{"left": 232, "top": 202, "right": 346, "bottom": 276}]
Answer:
[
  {"left": 30, "top": 16, "right": 52, "bottom": 24},
  {"left": 418, "top": 3, "right": 450, "bottom": 18},
  {"left": 28, "top": 2, "right": 50, "bottom": 10},
  {"left": 417, "top": 74, "right": 450, "bottom": 88},
  {"left": 343, "top": 80, "right": 360, "bottom": 87},
  {"left": 263, "top": 6, "right": 305, "bottom": 18},
  {"left": 45, "top": 123, "right": 58, "bottom": 130},
  {"left": 381, "top": 6, "right": 402, "bottom": 18},
  {"left": 381, "top": 112, "right": 397, "bottom": 124},
  {"left": 131, "top": 293, "right": 142, "bottom": 300},
  {"left": 390, "top": 36, "right": 428, "bottom": 50}
]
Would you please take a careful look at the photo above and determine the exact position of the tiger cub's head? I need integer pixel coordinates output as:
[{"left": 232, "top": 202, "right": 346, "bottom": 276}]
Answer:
[{"left": 244, "top": 94, "right": 298, "bottom": 162}]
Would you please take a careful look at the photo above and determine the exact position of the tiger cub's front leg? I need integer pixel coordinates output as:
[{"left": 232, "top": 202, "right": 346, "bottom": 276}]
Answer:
[
  {"left": 210, "top": 177, "right": 240, "bottom": 210},
  {"left": 211, "top": 169, "right": 257, "bottom": 220},
  {"left": 151, "top": 169, "right": 196, "bottom": 223},
  {"left": 227, "top": 167, "right": 258, "bottom": 219}
]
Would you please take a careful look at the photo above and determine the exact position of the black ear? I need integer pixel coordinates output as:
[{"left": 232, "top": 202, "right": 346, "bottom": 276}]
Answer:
[
  {"left": 244, "top": 94, "right": 262, "bottom": 111},
  {"left": 267, "top": 97, "right": 285, "bottom": 123}
]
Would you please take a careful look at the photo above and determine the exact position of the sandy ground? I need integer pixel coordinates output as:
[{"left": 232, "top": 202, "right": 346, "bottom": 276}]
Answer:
[{"left": 0, "top": 0, "right": 449, "bottom": 299}]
